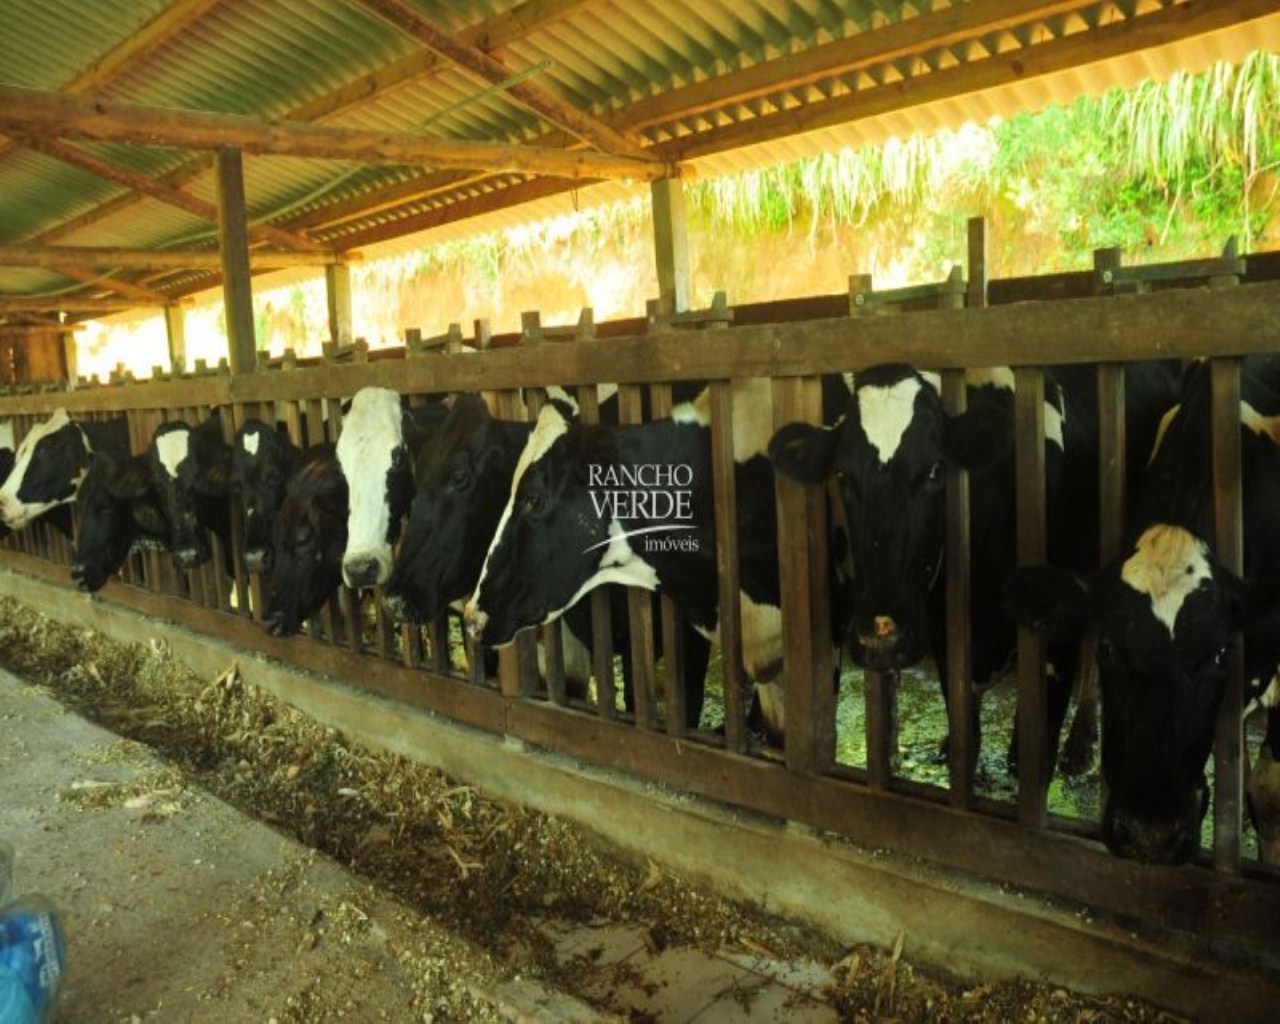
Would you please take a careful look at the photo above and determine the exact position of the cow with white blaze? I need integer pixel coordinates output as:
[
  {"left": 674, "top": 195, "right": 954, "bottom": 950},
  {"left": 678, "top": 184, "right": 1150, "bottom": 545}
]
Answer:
[
  {"left": 383, "top": 392, "right": 711, "bottom": 726},
  {"left": 0, "top": 409, "right": 129, "bottom": 530},
  {"left": 464, "top": 378, "right": 852, "bottom": 740},
  {"left": 231, "top": 419, "right": 301, "bottom": 574},
  {"left": 147, "top": 413, "right": 232, "bottom": 571},
  {"left": 335, "top": 387, "right": 447, "bottom": 589},
  {"left": 769, "top": 361, "right": 1180, "bottom": 774},
  {"left": 1006, "top": 356, "right": 1280, "bottom": 864}
]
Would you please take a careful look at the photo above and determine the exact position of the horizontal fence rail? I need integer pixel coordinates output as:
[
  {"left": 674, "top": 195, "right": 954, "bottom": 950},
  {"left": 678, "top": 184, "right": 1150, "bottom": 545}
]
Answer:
[{"left": 3, "top": 239, "right": 1279, "bottom": 973}]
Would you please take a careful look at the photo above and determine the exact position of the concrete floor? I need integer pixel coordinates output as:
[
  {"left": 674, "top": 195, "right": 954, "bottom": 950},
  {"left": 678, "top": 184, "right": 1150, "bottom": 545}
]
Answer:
[{"left": 0, "top": 666, "right": 845, "bottom": 1022}]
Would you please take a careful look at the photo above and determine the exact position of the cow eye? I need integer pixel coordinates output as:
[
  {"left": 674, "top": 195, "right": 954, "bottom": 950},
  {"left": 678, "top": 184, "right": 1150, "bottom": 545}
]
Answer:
[
  {"left": 1211, "top": 645, "right": 1230, "bottom": 669},
  {"left": 448, "top": 466, "right": 471, "bottom": 490},
  {"left": 925, "top": 461, "right": 943, "bottom": 485},
  {"left": 391, "top": 447, "right": 407, "bottom": 468},
  {"left": 520, "top": 491, "right": 545, "bottom": 518}
]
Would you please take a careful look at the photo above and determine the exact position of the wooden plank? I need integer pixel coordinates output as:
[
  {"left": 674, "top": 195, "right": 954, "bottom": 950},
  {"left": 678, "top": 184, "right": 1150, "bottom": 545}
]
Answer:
[
  {"left": 0, "top": 243, "right": 344, "bottom": 271},
  {"left": 576, "top": 376, "right": 617, "bottom": 719},
  {"left": 618, "top": 382, "right": 656, "bottom": 730},
  {"left": 943, "top": 369, "right": 974, "bottom": 806},
  {"left": 772, "top": 375, "right": 834, "bottom": 775},
  {"left": 1211, "top": 357, "right": 1245, "bottom": 873},
  {"left": 216, "top": 147, "right": 258, "bottom": 377},
  {"left": 709, "top": 380, "right": 746, "bottom": 751},
  {"left": 1014, "top": 367, "right": 1049, "bottom": 829},
  {"left": 0, "top": 84, "right": 670, "bottom": 182}
]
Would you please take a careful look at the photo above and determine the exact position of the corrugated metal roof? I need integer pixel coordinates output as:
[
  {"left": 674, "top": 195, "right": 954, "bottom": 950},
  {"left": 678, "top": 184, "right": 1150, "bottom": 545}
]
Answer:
[{"left": 0, "top": 0, "right": 1275, "bottom": 319}]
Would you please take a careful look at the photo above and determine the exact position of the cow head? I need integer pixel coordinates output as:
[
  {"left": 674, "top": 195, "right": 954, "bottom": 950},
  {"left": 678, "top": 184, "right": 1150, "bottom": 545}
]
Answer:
[
  {"left": 71, "top": 451, "right": 167, "bottom": 592},
  {"left": 149, "top": 414, "right": 230, "bottom": 570},
  {"left": 0, "top": 409, "right": 91, "bottom": 530},
  {"left": 769, "top": 364, "right": 1013, "bottom": 671},
  {"left": 1003, "top": 524, "right": 1270, "bottom": 864},
  {"left": 465, "top": 402, "right": 659, "bottom": 646},
  {"left": 264, "top": 448, "right": 348, "bottom": 637},
  {"left": 231, "top": 419, "right": 298, "bottom": 574},
  {"left": 336, "top": 388, "right": 418, "bottom": 589},
  {"left": 384, "top": 394, "right": 527, "bottom": 624}
]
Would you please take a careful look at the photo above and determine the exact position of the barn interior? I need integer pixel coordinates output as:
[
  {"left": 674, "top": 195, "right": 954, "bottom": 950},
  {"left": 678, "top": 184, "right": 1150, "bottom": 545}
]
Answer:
[{"left": 1, "top": 1, "right": 1279, "bottom": 1020}]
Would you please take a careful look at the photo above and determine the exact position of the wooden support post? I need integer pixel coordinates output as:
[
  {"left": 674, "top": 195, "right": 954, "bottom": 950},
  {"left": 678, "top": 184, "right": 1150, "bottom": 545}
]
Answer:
[
  {"left": 943, "top": 369, "right": 974, "bottom": 806},
  {"left": 773, "top": 375, "right": 834, "bottom": 775},
  {"left": 1211, "top": 356, "right": 1244, "bottom": 873},
  {"left": 651, "top": 176, "right": 690, "bottom": 316},
  {"left": 618, "top": 380, "right": 656, "bottom": 730},
  {"left": 966, "top": 217, "right": 987, "bottom": 309},
  {"left": 164, "top": 304, "right": 187, "bottom": 375},
  {"left": 215, "top": 146, "right": 257, "bottom": 376},
  {"left": 326, "top": 260, "right": 354, "bottom": 349},
  {"left": 59, "top": 330, "right": 78, "bottom": 387},
  {"left": 1015, "top": 366, "right": 1049, "bottom": 829}
]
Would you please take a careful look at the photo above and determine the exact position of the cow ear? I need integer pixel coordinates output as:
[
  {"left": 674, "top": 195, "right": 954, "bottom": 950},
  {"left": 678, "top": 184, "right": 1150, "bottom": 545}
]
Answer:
[
  {"left": 768, "top": 422, "right": 835, "bottom": 485},
  {"left": 131, "top": 497, "right": 168, "bottom": 536},
  {"left": 943, "top": 406, "right": 1014, "bottom": 473},
  {"left": 1002, "top": 565, "right": 1096, "bottom": 640},
  {"left": 108, "top": 457, "right": 152, "bottom": 500}
]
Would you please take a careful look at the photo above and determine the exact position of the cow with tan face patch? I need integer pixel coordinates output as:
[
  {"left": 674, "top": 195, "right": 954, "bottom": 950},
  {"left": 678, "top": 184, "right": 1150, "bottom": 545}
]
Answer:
[{"left": 1007, "top": 356, "right": 1280, "bottom": 864}]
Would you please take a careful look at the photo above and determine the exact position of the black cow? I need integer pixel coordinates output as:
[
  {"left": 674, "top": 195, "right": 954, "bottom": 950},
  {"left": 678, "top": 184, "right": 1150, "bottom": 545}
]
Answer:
[
  {"left": 1005, "top": 357, "right": 1280, "bottom": 863},
  {"left": 769, "top": 363, "right": 1180, "bottom": 775},
  {"left": 263, "top": 445, "right": 348, "bottom": 638},
  {"left": 148, "top": 413, "right": 232, "bottom": 572},
  {"left": 383, "top": 393, "right": 711, "bottom": 727},
  {"left": 463, "top": 379, "right": 853, "bottom": 740},
  {"left": 0, "top": 410, "right": 129, "bottom": 531},
  {"left": 335, "top": 387, "right": 448, "bottom": 589},
  {"left": 230, "top": 419, "right": 301, "bottom": 574},
  {"left": 70, "top": 450, "right": 168, "bottom": 593}
]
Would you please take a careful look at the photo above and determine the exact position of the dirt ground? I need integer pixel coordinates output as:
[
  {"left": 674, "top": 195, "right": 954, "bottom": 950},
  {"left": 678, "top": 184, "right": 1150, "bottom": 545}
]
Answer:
[{"left": 0, "top": 597, "right": 1189, "bottom": 1022}]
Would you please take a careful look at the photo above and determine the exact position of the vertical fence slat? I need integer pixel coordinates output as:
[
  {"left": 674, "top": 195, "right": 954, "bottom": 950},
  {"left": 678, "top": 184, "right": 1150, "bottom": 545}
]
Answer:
[
  {"left": 1015, "top": 366, "right": 1049, "bottom": 829},
  {"left": 773, "top": 374, "right": 834, "bottom": 775},
  {"left": 650, "top": 382, "right": 692, "bottom": 736},
  {"left": 1211, "top": 356, "right": 1244, "bottom": 872},
  {"left": 577, "top": 377, "right": 617, "bottom": 719},
  {"left": 619, "top": 381, "right": 656, "bottom": 730},
  {"left": 710, "top": 379, "right": 746, "bottom": 752},
  {"left": 943, "top": 369, "right": 975, "bottom": 806}
]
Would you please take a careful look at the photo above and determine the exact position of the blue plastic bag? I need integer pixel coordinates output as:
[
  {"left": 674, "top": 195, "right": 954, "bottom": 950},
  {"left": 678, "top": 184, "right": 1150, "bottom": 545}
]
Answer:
[{"left": 0, "top": 900, "right": 65, "bottom": 1024}]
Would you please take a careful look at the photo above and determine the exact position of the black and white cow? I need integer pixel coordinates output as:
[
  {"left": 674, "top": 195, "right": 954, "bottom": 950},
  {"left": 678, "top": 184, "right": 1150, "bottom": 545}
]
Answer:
[
  {"left": 382, "top": 392, "right": 711, "bottom": 726},
  {"left": 1005, "top": 356, "right": 1280, "bottom": 864},
  {"left": 230, "top": 419, "right": 301, "bottom": 574},
  {"left": 768, "top": 362, "right": 1181, "bottom": 774},
  {"left": 263, "top": 445, "right": 348, "bottom": 638},
  {"left": 70, "top": 450, "right": 169, "bottom": 593},
  {"left": 335, "top": 387, "right": 447, "bottom": 589},
  {"left": 0, "top": 409, "right": 129, "bottom": 531},
  {"left": 463, "top": 378, "right": 852, "bottom": 739},
  {"left": 148, "top": 413, "right": 232, "bottom": 572}
]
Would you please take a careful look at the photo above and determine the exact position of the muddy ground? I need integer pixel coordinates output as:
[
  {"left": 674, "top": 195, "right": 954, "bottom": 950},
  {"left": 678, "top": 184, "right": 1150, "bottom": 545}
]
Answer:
[{"left": 0, "top": 596, "right": 1188, "bottom": 1022}]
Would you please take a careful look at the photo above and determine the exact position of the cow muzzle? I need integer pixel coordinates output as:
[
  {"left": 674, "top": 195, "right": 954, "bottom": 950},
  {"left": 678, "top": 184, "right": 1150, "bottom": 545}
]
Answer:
[
  {"left": 1103, "top": 802, "right": 1198, "bottom": 865},
  {"left": 854, "top": 615, "right": 907, "bottom": 670},
  {"left": 242, "top": 546, "right": 272, "bottom": 574},
  {"left": 175, "top": 544, "right": 209, "bottom": 570},
  {"left": 343, "top": 550, "right": 388, "bottom": 589}
]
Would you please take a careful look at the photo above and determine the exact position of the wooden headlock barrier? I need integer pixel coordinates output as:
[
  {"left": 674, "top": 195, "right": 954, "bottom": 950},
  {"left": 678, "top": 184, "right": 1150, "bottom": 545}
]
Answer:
[{"left": 3, "top": 230, "right": 1280, "bottom": 984}]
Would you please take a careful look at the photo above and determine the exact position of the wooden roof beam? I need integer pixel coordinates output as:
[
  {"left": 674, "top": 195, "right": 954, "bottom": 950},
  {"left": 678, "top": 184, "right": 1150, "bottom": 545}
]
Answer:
[
  {"left": 50, "top": 267, "right": 172, "bottom": 306},
  {"left": 622, "top": 0, "right": 1094, "bottom": 132},
  {"left": 0, "top": 86, "right": 673, "bottom": 182},
  {"left": 0, "top": 0, "right": 222, "bottom": 165},
  {"left": 0, "top": 296, "right": 170, "bottom": 313},
  {"left": 0, "top": 244, "right": 355, "bottom": 272},
  {"left": 659, "top": 0, "right": 1280, "bottom": 161},
  {"left": 353, "top": 0, "right": 650, "bottom": 160},
  {"left": 22, "top": 136, "right": 328, "bottom": 253}
]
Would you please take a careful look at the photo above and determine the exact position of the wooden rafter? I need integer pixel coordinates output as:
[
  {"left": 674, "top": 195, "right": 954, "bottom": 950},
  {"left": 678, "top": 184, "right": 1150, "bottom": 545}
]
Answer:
[
  {"left": 14, "top": 0, "right": 598, "bottom": 250},
  {"left": 22, "top": 136, "right": 328, "bottom": 253},
  {"left": 51, "top": 267, "right": 171, "bottom": 306},
  {"left": 354, "top": 0, "right": 648, "bottom": 158},
  {"left": 618, "top": 0, "right": 1091, "bottom": 132},
  {"left": 0, "top": 296, "right": 168, "bottom": 313},
  {"left": 0, "top": 86, "right": 671, "bottom": 181},
  {"left": 656, "top": 0, "right": 1280, "bottom": 161},
  {"left": 0, "top": 244, "right": 352, "bottom": 272},
  {"left": 0, "top": 0, "right": 221, "bottom": 165}
]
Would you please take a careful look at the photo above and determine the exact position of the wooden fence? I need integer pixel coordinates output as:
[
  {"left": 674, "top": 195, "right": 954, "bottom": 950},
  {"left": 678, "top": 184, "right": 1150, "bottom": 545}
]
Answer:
[{"left": 2, "top": 229, "right": 1279, "bottom": 971}]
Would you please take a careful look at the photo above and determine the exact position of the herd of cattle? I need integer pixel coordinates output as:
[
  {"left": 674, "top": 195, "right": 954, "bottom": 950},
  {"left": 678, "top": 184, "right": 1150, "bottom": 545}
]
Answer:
[{"left": 0, "top": 356, "right": 1277, "bottom": 867}]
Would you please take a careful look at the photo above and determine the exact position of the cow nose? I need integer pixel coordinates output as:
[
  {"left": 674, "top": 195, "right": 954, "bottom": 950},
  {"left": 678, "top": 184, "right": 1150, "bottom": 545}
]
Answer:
[
  {"left": 265, "top": 610, "right": 288, "bottom": 637},
  {"left": 243, "top": 547, "right": 271, "bottom": 574},
  {"left": 873, "top": 615, "right": 897, "bottom": 639},
  {"left": 343, "top": 555, "right": 381, "bottom": 589},
  {"left": 70, "top": 563, "right": 89, "bottom": 591},
  {"left": 175, "top": 546, "right": 204, "bottom": 569}
]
